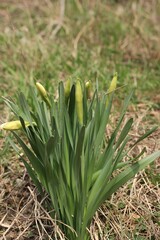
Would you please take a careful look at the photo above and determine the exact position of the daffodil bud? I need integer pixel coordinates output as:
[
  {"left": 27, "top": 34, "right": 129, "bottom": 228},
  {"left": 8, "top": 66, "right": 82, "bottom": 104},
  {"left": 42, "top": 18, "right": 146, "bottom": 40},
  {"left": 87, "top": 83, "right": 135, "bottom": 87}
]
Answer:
[
  {"left": 0, "top": 120, "right": 30, "bottom": 131},
  {"left": 76, "top": 81, "right": 83, "bottom": 125},
  {"left": 106, "top": 73, "right": 118, "bottom": 107},
  {"left": 36, "top": 82, "right": 47, "bottom": 98},
  {"left": 85, "top": 81, "right": 92, "bottom": 99},
  {"left": 36, "top": 82, "right": 51, "bottom": 107},
  {"left": 107, "top": 72, "right": 118, "bottom": 94}
]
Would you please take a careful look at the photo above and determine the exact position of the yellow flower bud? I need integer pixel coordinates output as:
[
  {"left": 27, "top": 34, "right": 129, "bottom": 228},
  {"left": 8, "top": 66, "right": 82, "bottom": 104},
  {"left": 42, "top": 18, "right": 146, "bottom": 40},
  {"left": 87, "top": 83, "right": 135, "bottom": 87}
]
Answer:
[
  {"left": 107, "top": 72, "right": 118, "bottom": 94},
  {"left": 36, "top": 82, "right": 48, "bottom": 98},
  {"left": 76, "top": 81, "right": 83, "bottom": 125},
  {"left": 36, "top": 82, "right": 51, "bottom": 108},
  {"left": 106, "top": 73, "right": 118, "bottom": 107},
  {"left": 0, "top": 120, "right": 30, "bottom": 131},
  {"left": 85, "top": 81, "right": 92, "bottom": 99}
]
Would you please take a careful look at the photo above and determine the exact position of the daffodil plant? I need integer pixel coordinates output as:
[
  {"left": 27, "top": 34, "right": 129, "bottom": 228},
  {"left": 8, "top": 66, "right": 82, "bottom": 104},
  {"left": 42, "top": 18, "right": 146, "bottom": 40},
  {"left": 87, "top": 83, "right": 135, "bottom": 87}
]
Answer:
[{"left": 1, "top": 75, "right": 160, "bottom": 240}]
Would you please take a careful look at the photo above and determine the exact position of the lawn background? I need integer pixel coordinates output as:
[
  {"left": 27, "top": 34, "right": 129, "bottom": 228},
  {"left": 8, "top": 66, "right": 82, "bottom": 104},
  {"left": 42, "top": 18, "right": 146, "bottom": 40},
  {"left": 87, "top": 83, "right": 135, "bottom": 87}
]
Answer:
[{"left": 0, "top": 1, "right": 160, "bottom": 239}]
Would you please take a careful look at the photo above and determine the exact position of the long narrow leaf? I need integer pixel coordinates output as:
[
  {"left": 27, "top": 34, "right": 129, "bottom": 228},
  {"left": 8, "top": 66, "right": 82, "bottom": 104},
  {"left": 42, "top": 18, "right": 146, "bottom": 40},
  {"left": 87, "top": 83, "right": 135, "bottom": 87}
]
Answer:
[{"left": 101, "top": 151, "right": 160, "bottom": 206}]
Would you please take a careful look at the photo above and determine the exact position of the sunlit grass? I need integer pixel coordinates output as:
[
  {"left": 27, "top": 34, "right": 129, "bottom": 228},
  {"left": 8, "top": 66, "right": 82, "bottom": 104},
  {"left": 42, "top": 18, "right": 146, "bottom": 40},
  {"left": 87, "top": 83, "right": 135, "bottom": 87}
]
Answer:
[{"left": 0, "top": 0, "right": 160, "bottom": 99}]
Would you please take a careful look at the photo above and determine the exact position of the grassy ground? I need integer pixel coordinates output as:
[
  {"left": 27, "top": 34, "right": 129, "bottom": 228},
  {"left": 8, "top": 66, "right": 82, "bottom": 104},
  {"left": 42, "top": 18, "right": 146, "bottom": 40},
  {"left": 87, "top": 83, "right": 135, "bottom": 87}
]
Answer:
[{"left": 0, "top": 0, "right": 160, "bottom": 239}]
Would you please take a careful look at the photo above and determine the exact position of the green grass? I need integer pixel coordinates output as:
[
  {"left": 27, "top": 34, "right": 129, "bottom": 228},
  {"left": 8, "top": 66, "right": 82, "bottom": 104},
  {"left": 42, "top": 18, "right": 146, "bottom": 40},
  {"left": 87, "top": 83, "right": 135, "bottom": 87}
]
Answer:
[{"left": 0, "top": 0, "right": 160, "bottom": 100}]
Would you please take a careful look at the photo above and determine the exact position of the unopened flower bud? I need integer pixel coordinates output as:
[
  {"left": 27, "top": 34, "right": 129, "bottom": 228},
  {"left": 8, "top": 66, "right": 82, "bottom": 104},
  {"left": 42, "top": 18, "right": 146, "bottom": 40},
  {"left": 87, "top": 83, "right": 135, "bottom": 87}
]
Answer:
[
  {"left": 36, "top": 82, "right": 48, "bottom": 98},
  {"left": 85, "top": 81, "right": 92, "bottom": 99},
  {"left": 0, "top": 120, "right": 30, "bottom": 131},
  {"left": 36, "top": 82, "right": 51, "bottom": 107},
  {"left": 107, "top": 72, "right": 118, "bottom": 94},
  {"left": 76, "top": 81, "right": 83, "bottom": 125}
]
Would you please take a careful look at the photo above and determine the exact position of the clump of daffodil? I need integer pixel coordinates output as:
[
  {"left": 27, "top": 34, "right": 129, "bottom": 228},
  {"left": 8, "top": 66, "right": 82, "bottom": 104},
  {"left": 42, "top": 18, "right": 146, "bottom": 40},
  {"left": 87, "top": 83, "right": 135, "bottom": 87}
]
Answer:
[
  {"left": 75, "top": 80, "right": 83, "bottom": 125},
  {"left": 1, "top": 76, "right": 160, "bottom": 240},
  {"left": 36, "top": 82, "right": 51, "bottom": 108},
  {"left": 0, "top": 120, "right": 30, "bottom": 131}
]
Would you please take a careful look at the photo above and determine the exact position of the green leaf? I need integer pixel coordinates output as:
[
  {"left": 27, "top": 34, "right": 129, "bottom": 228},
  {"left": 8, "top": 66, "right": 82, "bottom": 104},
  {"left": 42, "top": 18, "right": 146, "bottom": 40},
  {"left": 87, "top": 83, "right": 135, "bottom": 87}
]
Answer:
[
  {"left": 93, "top": 96, "right": 112, "bottom": 152},
  {"left": 102, "top": 151, "right": 160, "bottom": 203},
  {"left": 74, "top": 126, "right": 85, "bottom": 194},
  {"left": 129, "top": 126, "right": 158, "bottom": 151},
  {"left": 115, "top": 118, "right": 133, "bottom": 149},
  {"left": 20, "top": 157, "right": 43, "bottom": 195},
  {"left": 13, "top": 132, "right": 45, "bottom": 182},
  {"left": 46, "top": 136, "right": 55, "bottom": 157},
  {"left": 58, "top": 82, "right": 65, "bottom": 137},
  {"left": 8, "top": 137, "right": 43, "bottom": 194},
  {"left": 85, "top": 151, "right": 160, "bottom": 227},
  {"left": 64, "top": 111, "right": 74, "bottom": 149},
  {"left": 18, "top": 92, "right": 32, "bottom": 123}
]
